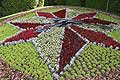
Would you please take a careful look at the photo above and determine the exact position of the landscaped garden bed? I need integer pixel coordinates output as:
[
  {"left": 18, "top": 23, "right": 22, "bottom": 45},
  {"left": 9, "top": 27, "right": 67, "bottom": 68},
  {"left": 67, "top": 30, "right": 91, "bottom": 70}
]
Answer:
[{"left": 0, "top": 6, "right": 120, "bottom": 80}]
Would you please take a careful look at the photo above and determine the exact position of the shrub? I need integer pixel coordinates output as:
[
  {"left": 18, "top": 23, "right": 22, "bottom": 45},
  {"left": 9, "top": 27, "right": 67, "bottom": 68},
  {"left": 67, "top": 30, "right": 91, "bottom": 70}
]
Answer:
[{"left": 0, "top": 0, "right": 44, "bottom": 17}]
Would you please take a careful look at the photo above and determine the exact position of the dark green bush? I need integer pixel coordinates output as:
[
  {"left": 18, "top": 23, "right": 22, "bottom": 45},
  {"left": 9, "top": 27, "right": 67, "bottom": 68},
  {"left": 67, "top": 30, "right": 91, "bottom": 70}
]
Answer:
[
  {"left": 46, "top": 0, "right": 120, "bottom": 16},
  {"left": 85, "top": 0, "right": 107, "bottom": 11},
  {"left": 108, "top": 0, "right": 120, "bottom": 16},
  {"left": 0, "top": 0, "right": 44, "bottom": 17}
]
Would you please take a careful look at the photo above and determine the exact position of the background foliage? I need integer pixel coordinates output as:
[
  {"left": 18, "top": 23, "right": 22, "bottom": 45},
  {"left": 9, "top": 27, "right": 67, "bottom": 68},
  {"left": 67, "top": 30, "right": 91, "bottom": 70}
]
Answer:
[
  {"left": 45, "top": 0, "right": 120, "bottom": 16},
  {"left": 0, "top": 0, "right": 44, "bottom": 17},
  {"left": 0, "top": 0, "right": 119, "bottom": 18}
]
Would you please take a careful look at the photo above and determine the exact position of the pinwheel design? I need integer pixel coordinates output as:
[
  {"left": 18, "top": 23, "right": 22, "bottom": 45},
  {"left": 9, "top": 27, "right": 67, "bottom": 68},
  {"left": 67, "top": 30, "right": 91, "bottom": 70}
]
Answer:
[{"left": 1, "top": 8, "right": 120, "bottom": 79}]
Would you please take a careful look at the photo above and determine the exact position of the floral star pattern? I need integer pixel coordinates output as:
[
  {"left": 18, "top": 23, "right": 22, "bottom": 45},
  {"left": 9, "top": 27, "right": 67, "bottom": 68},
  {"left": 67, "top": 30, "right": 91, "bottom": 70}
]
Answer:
[{"left": 1, "top": 8, "right": 120, "bottom": 79}]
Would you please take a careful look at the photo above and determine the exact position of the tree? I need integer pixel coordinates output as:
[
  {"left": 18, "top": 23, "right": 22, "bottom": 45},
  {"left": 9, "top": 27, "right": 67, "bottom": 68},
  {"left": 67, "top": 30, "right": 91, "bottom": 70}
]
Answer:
[
  {"left": 108, "top": 0, "right": 120, "bottom": 15},
  {"left": 0, "top": 0, "right": 44, "bottom": 17},
  {"left": 81, "top": 0, "right": 86, "bottom": 7},
  {"left": 106, "top": 0, "right": 110, "bottom": 12}
]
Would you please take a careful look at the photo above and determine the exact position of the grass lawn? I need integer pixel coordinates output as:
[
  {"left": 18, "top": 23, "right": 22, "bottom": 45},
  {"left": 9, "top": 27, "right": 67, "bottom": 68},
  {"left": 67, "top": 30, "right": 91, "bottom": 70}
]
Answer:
[{"left": 0, "top": 23, "right": 20, "bottom": 41}]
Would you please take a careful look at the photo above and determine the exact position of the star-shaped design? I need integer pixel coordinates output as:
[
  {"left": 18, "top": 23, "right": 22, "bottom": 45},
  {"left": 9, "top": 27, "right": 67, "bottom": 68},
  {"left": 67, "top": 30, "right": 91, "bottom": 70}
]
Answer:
[{"left": 1, "top": 8, "right": 120, "bottom": 79}]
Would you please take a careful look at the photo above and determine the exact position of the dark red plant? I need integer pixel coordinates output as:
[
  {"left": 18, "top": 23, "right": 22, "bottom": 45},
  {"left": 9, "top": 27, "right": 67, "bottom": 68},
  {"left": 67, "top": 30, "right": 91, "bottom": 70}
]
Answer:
[{"left": 58, "top": 27, "right": 86, "bottom": 74}]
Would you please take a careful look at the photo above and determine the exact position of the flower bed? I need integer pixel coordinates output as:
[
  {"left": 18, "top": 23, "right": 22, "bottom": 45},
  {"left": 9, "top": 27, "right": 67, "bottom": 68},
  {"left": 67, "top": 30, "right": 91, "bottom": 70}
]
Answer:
[
  {"left": 35, "top": 27, "right": 64, "bottom": 71},
  {"left": 10, "top": 22, "right": 41, "bottom": 29},
  {"left": 0, "top": 6, "right": 120, "bottom": 80},
  {"left": 82, "top": 18, "right": 117, "bottom": 25}
]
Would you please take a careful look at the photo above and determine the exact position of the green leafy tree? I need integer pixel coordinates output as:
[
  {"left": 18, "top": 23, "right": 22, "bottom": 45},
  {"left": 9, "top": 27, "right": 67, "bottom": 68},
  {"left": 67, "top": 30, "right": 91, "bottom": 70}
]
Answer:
[
  {"left": 0, "top": 0, "right": 44, "bottom": 17},
  {"left": 108, "top": 0, "right": 120, "bottom": 15}
]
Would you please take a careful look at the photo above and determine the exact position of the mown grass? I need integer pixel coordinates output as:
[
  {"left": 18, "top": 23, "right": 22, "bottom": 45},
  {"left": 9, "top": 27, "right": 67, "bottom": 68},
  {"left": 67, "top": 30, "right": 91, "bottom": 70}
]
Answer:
[
  {"left": 108, "top": 30, "right": 120, "bottom": 42},
  {"left": 0, "top": 23, "right": 20, "bottom": 41},
  {"left": 97, "top": 13, "right": 120, "bottom": 24},
  {"left": 14, "top": 8, "right": 62, "bottom": 20},
  {"left": 14, "top": 12, "right": 36, "bottom": 20}
]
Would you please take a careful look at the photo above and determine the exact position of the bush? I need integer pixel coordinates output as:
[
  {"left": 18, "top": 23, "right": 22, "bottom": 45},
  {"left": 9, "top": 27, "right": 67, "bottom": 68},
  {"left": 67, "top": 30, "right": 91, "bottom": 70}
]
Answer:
[
  {"left": 0, "top": 0, "right": 44, "bottom": 17},
  {"left": 46, "top": 0, "right": 120, "bottom": 16},
  {"left": 108, "top": 0, "right": 120, "bottom": 16}
]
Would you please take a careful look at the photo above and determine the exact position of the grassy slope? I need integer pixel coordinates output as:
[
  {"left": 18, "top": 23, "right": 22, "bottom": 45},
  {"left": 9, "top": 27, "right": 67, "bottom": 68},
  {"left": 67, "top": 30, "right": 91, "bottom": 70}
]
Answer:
[
  {"left": 108, "top": 30, "right": 120, "bottom": 42},
  {"left": 14, "top": 12, "right": 36, "bottom": 20},
  {"left": 0, "top": 23, "right": 20, "bottom": 41},
  {"left": 8, "top": 7, "right": 63, "bottom": 21},
  {"left": 97, "top": 13, "right": 120, "bottom": 24}
]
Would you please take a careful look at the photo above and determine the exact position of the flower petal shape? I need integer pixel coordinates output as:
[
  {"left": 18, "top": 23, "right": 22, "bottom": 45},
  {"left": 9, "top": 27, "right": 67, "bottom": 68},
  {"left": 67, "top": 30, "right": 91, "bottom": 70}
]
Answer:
[
  {"left": 37, "top": 12, "right": 56, "bottom": 18},
  {"left": 72, "top": 12, "right": 97, "bottom": 20},
  {"left": 53, "top": 9, "right": 66, "bottom": 18},
  {"left": 10, "top": 22, "right": 42, "bottom": 29},
  {"left": 71, "top": 25, "right": 120, "bottom": 49},
  {"left": 82, "top": 18, "right": 117, "bottom": 25},
  {"left": 3, "top": 29, "right": 41, "bottom": 44},
  {"left": 58, "top": 27, "right": 86, "bottom": 74}
]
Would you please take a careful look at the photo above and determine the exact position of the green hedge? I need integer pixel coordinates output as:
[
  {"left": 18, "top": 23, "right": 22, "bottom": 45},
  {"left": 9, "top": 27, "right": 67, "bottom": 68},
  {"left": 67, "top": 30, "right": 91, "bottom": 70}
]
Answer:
[{"left": 0, "top": 0, "right": 44, "bottom": 17}]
